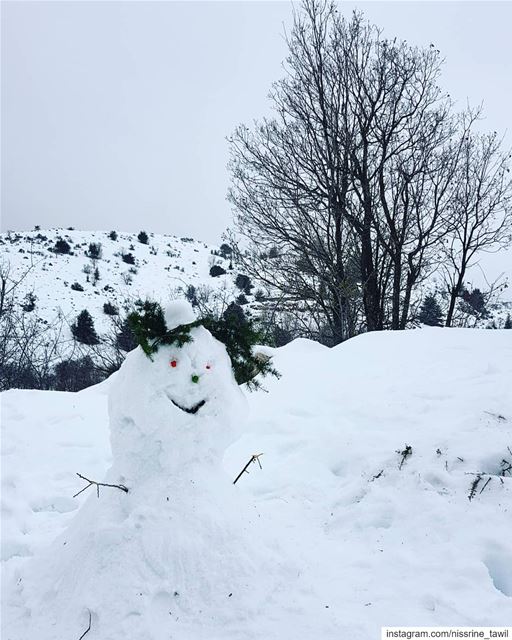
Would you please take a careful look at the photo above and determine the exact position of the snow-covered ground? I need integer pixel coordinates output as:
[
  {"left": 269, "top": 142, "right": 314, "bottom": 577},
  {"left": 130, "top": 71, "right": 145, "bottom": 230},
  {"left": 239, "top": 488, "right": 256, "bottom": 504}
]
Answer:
[
  {"left": 2, "top": 327, "right": 512, "bottom": 638},
  {"left": 0, "top": 228, "right": 237, "bottom": 335}
]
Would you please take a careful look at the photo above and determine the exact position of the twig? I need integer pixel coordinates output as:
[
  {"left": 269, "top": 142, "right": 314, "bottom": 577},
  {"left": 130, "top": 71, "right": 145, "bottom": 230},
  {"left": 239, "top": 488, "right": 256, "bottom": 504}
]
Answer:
[
  {"left": 500, "top": 458, "right": 512, "bottom": 477},
  {"left": 468, "top": 474, "right": 483, "bottom": 501},
  {"left": 73, "top": 473, "right": 128, "bottom": 499},
  {"left": 397, "top": 445, "right": 412, "bottom": 470},
  {"left": 370, "top": 469, "right": 384, "bottom": 482},
  {"left": 483, "top": 411, "right": 507, "bottom": 422},
  {"left": 78, "top": 610, "right": 92, "bottom": 640},
  {"left": 479, "top": 477, "right": 492, "bottom": 495},
  {"left": 233, "top": 454, "right": 264, "bottom": 485}
]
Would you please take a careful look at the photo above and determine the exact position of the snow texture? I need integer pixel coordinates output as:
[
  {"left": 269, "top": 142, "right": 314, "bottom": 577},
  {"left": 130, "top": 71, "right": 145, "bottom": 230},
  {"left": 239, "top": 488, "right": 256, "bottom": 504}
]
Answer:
[{"left": 2, "top": 327, "right": 512, "bottom": 639}]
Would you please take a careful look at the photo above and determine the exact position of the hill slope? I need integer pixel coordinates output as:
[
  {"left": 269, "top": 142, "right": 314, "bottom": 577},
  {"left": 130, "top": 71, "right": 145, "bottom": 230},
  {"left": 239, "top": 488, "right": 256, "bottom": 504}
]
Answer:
[
  {"left": 2, "top": 328, "right": 511, "bottom": 638},
  {"left": 0, "top": 228, "right": 237, "bottom": 335}
]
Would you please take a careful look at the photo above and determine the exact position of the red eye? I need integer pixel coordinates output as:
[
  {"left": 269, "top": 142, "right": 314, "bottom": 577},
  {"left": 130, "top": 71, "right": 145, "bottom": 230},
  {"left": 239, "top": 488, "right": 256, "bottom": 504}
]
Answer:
[{"left": 170, "top": 360, "right": 178, "bottom": 368}]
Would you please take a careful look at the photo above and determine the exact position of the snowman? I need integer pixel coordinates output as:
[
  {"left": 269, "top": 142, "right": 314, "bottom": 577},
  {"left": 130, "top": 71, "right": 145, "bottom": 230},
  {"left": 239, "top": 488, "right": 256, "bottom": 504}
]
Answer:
[{"left": 7, "top": 301, "right": 285, "bottom": 640}]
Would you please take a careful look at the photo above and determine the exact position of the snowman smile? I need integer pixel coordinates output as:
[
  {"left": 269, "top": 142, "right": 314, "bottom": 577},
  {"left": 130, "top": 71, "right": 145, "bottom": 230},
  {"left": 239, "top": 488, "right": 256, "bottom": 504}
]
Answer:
[{"left": 168, "top": 396, "right": 206, "bottom": 414}]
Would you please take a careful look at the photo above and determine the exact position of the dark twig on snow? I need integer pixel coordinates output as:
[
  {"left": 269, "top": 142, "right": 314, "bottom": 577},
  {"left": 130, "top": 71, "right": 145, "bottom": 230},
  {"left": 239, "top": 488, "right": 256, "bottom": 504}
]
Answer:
[
  {"left": 78, "top": 610, "right": 92, "bottom": 640},
  {"left": 370, "top": 469, "right": 384, "bottom": 482},
  {"left": 397, "top": 445, "right": 413, "bottom": 470},
  {"left": 483, "top": 411, "right": 507, "bottom": 422},
  {"left": 468, "top": 474, "right": 483, "bottom": 501},
  {"left": 233, "top": 454, "right": 264, "bottom": 485},
  {"left": 479, "top": 477, "right": 492, "bottom": 495},
  {"left": 73, "top": 473, "right": 128, "bottom": 499},
  {"left": 467, "top": 473, "right": 493, "bottom": 500},
  {"left": 500, "top": 458, "right": 512, "bottom": 477}
]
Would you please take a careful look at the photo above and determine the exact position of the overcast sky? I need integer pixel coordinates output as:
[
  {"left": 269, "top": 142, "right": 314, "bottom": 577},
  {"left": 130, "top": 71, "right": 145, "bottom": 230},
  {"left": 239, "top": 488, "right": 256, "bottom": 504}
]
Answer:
[{"left": 1, "top": 1, "right": 511, "bottom": 283}]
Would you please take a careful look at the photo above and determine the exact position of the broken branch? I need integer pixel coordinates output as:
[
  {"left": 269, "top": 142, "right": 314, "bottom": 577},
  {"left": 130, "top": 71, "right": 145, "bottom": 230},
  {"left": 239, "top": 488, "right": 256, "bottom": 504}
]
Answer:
[
  {"left": 73, "top": 473, "right": 128, "bottom": 499},
  {"left": 397, "top": 445, "right": 413, "bottom": 470},
  {"left": 78, "top": 610, "right": 92, "bottom": 640},
  {"left": 233, "top": 454, "right": 264, "bottom": 485}
]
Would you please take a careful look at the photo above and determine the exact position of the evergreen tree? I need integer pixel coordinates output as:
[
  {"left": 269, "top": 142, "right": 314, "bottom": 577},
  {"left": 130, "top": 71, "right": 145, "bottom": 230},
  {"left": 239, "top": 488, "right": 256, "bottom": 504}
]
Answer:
[
  {"left": 505, "top": 314, "right": 512, "bottom": 329},
  {"left": 116, "top": 317, "right": 138, "bottom": 352},
  {"left": 122, "top": 252, "right": 135, "bottom": 265},
  {"left": 54, "top": 238, "right": 71, "bottom": 254},
  {"left": 88, "top": 242, "right": 102, "bottom": 259},
  {"left": 71, "top": 309, "right": 100, "bottom": 345},
  {"left": 137, "top": 230, "right": 149, "bottom": 244},
  {"left": 419, "top": 295, "right": 444, "bottom": 327}
]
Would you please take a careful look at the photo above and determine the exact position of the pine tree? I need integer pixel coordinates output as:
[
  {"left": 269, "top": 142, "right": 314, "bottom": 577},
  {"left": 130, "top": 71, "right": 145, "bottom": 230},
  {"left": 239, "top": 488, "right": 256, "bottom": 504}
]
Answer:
[
  {"left": 54, "top": 238, "right": 71, "bottom": 254},
  {"left": 116, "top": 317, "right": 138, "bottom": 352},
  {"left": 71, "top": 309, "right": 100, "bottom": 345},
  {"left": 419, "top": 295, "right": 444, "bottom": 327},
  {"left": 505, "top": 314, "right": 512, "bottom": 329},
  {"left": 88, "top": 242, "right": 102, "bottom": 259}
]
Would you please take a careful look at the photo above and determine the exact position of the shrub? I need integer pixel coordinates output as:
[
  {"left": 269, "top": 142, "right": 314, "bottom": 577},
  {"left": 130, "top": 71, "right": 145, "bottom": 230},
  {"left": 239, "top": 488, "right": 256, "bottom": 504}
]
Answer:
[
  {"left": 185, "top": 284, "right": 198, "bottom": 307},
  {"left": 54, "top": 356, "right": 101, "bottom": 392},
  {"left": 419, "top": 295, "right": 443, "bottom": 327},
  {"left": 103, "top": 301, "right": 119, "bottom": 316},
  {"left": 54, "top": 238, "right": 71, "bottom": 254},
  {"left": 462, "top": 288, "right": 487, "bottom": 316},
  {"left": 209, "top": 265, "right": 226, "bottom": 277},
  {"left": 137, "top": 230, "right": 149, "bottom": 244},
  {"left": 272, "top": 323, "right": 293, "bottom": 347},
  {"left": 88, "top": 242, "right": 102, "bottom": 259},
  {"left": 21, "top": 292, "right": 37, "bottom": 312},
  {"left": 235, "top": 273, "right": 252, "bottom": 294},
  {"left": 71, "top": 282, "right": 84, "bottom": 292},
  {"left": 219, "top": 243, "right": 232, "bottom": 259},
  {"left": 122, "top": 252, "right": 135, "bottom": 265},
  {"left": 71, "top": 309, "right": 100, "bottom": 345}
]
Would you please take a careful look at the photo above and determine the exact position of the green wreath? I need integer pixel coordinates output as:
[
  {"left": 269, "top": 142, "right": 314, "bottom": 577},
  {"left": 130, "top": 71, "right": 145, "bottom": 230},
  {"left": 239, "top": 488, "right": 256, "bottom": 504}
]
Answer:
[{"left": 127, "top": 300, "right": 279, "bottom": 390}]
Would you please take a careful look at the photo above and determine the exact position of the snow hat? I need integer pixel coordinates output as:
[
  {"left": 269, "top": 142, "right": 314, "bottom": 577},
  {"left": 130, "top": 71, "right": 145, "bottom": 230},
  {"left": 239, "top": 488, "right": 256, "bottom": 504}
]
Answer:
[{"left": 164, "top": 299, "right": 196, "bottom": 331}]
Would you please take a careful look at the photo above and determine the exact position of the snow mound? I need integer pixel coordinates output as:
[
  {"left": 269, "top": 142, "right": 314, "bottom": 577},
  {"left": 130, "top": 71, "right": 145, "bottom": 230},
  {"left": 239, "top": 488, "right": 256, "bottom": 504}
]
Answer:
[{"left": 2, "top": 328, "right": 512, "bottom": 638}]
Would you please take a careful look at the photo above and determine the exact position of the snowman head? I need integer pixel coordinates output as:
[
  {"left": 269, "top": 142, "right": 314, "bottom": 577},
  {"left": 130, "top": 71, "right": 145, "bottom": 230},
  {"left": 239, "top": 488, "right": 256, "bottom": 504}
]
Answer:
[{"left": 108, "top": 301, "right": 247, "bottom": 465}]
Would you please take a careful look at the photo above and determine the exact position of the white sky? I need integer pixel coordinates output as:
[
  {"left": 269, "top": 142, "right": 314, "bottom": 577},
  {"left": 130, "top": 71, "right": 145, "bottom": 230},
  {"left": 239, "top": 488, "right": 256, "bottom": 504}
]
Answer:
[{"left": 1, "top": 0, "right": 511, "bottom": 285}]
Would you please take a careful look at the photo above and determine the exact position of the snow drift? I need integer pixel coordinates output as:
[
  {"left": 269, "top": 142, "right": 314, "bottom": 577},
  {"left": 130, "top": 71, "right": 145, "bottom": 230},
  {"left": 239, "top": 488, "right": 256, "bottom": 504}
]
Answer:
[{"left": 2, "top": 327, "right": 512, "bottom": 639}]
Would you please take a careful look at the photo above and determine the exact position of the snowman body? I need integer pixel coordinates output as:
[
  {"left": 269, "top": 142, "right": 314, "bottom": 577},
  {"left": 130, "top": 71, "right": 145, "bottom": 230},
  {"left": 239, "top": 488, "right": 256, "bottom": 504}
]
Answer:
[{"left": 8, "top": 305, "right": 279, "bottom": 640}]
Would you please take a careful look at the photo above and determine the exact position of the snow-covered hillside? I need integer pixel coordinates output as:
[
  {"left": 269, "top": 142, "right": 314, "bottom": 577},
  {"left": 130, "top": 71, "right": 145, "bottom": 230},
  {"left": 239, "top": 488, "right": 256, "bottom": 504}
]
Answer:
[
  {"left": 2, "top": 328, "right": 511, "bottom": 638},
  {"left": 0, "top": 228, "right": 237, "bottom": 334}
]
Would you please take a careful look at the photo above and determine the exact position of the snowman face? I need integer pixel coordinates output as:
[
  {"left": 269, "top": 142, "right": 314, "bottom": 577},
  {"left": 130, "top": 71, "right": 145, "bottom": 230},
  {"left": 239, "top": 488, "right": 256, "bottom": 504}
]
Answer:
[
  {"left": 150, "top": 326, "right": 233, "bottom": 417},
  {"left": 108, "top": 310, "right": 247, "bottom": 466}
]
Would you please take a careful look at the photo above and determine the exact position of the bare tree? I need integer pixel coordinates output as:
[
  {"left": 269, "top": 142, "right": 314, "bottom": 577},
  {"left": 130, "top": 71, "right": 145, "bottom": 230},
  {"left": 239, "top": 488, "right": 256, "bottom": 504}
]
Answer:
[
  {"left": 227, "top": 1, "right": 478, "bottom": 342},
  {"left": 442, "top": 129, "right": 512, "bottom": 326}
]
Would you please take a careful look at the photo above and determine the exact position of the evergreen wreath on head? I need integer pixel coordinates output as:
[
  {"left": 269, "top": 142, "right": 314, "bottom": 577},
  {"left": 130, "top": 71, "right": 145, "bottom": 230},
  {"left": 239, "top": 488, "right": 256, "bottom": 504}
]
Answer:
[{"left": 127, "top": 299, "right": 279, "bottom": 390}]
